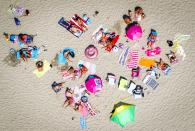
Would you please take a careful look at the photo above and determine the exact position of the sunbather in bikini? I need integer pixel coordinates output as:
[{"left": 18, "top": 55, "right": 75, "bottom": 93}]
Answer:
[
  {"left": 156, "top": 58, "right": 169, "bottom": 71},
  {"left": 166, "top": 51, "right": 177, "bottom": 63},
  {"left": 74, "top": 15, "right": 88, "bottom": 31},
  {"left": 147, "top": 29, "right": 157, "bottom": 49}
]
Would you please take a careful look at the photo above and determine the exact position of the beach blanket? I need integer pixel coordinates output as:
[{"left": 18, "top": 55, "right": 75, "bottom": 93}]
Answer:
[
  {"left": 33, "top": 60, "right": 51, "bottom": 78},
  {"left": 139, "top": 58, "right": 156, "bottom": 68}
]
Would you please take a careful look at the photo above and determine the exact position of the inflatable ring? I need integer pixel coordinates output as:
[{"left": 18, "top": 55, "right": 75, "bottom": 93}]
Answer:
[
  {"left": 85, "top": 45, "right": 98, "bottom": 59},
  {"left": 81, "top": 96, "right": 88, "bottom": 103}
]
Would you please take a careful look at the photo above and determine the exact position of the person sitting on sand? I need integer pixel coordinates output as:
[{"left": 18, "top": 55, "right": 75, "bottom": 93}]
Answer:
[
  {"left": 123, "top": 14, "right": 132, "bottom": 25},
  {"left": 134, "top": 6, "right": 145, "bottom": 21},
  {"left": 156, "top": 58, "right": 169, "bottom": 71},
  {"left": 147, "top": 29, "right": 157, "bottom": 49},
  {"left": 51, "top": 81, "right": 65, "bottom": 93},
  {"left": 36, "top": 61, "right": 44, "bottom": 72}
]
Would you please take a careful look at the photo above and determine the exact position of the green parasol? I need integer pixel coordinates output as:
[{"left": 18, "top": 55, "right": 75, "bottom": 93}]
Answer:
[{"left": 110, "top": 102, "right": 135, "bottom": 127}]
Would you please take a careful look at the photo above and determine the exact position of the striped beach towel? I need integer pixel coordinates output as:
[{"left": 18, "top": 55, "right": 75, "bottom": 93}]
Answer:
[
  {"left": 127, "top": 50, "right": 139, "bottom": 69},
  {"left": 118, "top": 47, "right": 130, "bottom": 66},
  {"left": 84, "top": 102, "right": 97, "bottom": 116}
]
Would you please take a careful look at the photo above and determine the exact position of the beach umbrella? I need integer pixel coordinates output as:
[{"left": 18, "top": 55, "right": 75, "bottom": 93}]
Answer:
[
  {"left": 85, "top": 75, "right": 103, "bottom": 93},
  {"left": 110, "top": 102, "right": 135, "bottom": 127},
  {"left": 126, "top": 23, "right": 142, "bottom": 40}
]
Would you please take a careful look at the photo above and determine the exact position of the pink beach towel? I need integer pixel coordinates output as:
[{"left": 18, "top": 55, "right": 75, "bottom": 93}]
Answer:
[{"left": 127, "top": 50, "right": 139, "bottom": 69}]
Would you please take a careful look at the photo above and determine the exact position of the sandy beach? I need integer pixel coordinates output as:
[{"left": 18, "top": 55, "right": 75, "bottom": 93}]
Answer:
[{"left": 0, "top": 0, "right": 195, "bottom": 130}]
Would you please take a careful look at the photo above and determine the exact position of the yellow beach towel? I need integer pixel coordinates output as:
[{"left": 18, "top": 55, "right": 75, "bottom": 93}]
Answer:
[
  {"left": 33, "top": 60, "right": 51, "bottom": 78},
  {"left": 139, "top": 58, "right": 156, "bottom": 68}
]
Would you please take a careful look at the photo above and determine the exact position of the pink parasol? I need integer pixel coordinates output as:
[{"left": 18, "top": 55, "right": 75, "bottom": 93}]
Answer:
[
  {"left": 126, "top": 24, "right": 142, "bottom": 40},
  {"left": 85, "top": 75, "right": 103, "bottom": 93}
]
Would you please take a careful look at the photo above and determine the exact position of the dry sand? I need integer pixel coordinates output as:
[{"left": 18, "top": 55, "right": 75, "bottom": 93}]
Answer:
[{"left": 0, "top": 0, "right": 195, "bottom": 131}]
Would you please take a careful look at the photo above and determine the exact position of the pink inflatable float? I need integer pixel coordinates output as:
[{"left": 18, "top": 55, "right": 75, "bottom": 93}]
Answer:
[
  {"left": 145, "top": 46, "right": 161, "bottom": 56},
  {"left": 85, "top": 75, "right": 103, "bottom": 93}
]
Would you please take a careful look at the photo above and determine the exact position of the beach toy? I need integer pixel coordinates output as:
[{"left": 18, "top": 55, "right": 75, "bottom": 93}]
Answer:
[
  {"left": 33, "top": 60, "right": 51, "bottom": 78},
  {"left": 145, "top": 46, "right": 161, "bottom": 56},
  {"left": 127, "top": 50, "right": 139, "bottom": 69},
  {"left": 58, "top": 48, "right": 74, "bottom": 64},
  {"left": 131, "top": 67, "right": 140, "bottom": 78},
  {"left": 14, "top": 17, "right": 21, "bottom": 25},
  {"left": 85, "top": 45, "right": 98, "bottom": 59},
  {"left": 126, "top": 23, "right": 142, "bottom": 40},
  {"left": 139, "top": 58, "right": 156, "bottom": 68},
  {"left": 110, "top": 102, "right": 135, "bottom": 127},
  {"left": 118, "top": 76, "right": 128, "bottom": 91},
  {"left": 85, "top": 75, "right": 103, "bottom": 93}
]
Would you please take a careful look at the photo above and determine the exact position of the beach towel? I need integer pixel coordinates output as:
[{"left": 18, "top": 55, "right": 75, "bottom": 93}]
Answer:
[
  {"left": 80, "top": 116, "right": 87, "bottom": 129},
  {"left": 92, "top": 25, "right": 108, "bottom": 41},
  {"left": 143, "top": 74, "right": 159, "bottom": 90},
  {"left": 83, "top": 102, "right": 97, "bottom": 116},
  {"left": 58, "top": 48, "right": 74, "bottom": 64},
  {"left": 78, "top": 60, "right": 96, "bottom": 74},
  {"left": 118, "top": 77, "right": 128, "bottom": 91},
  {"left": 118, "top": 47, "right": 130, "bottom": 66},
  {"left": 33, "top": 60, "right": 51, "bottom": 78},
  {"left": 139, "top": 58, "right": 156, "bottom": 68},
  {"left": 127, "top": 50, "right": 139, "bottom": 69}
]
